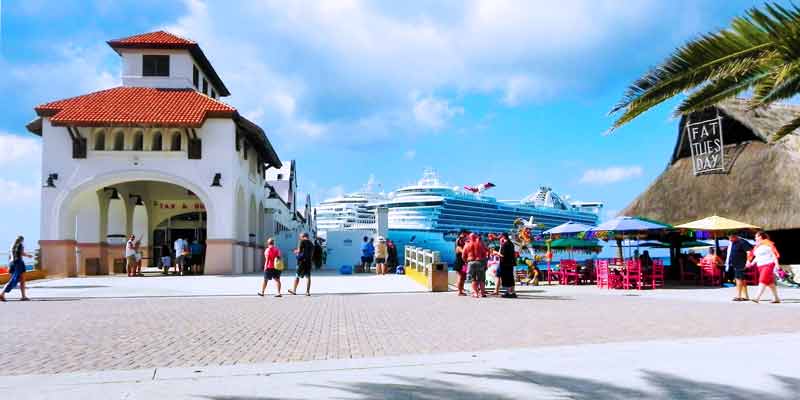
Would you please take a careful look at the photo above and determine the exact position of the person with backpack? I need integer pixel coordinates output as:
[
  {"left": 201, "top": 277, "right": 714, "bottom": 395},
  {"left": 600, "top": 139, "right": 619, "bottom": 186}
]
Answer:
[
  {"left": 289, "top": 233, "right": 314, "bottom": 296},
  {"left": 1, "top": 236, "right": 31, "bottom": 302},
  {"left": 258, "top": 238, "right": 283, "bottom": 297}
]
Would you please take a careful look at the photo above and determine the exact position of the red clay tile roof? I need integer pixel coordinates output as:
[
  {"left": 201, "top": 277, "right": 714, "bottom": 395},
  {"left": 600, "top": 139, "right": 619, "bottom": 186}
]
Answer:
[
  {"left": 107, "top": 31, "right": 195, "bottom": 48},
  {"left": 35, "top": 87, "right": 237, "bottom": 127},
  {"left": 106, "top": 31, "right": 231, "bottom": 97}
]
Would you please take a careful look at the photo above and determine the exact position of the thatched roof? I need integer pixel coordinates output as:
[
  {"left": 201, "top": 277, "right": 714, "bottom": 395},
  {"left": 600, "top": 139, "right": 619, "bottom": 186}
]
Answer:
[{"left": 623, "top": 99, "right": 800, "bottom": 231}]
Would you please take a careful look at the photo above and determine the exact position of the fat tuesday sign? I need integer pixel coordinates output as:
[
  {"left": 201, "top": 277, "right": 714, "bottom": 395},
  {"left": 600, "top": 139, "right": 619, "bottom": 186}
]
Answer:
[{"left": 685, "top": 116, "right": 725, "bottom": 175}]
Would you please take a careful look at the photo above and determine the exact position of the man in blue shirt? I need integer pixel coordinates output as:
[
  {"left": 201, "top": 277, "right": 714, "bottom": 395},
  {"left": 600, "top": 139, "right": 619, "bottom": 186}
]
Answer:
[{"left": 360, "top": 236, "right": 375, "bottom": 273}]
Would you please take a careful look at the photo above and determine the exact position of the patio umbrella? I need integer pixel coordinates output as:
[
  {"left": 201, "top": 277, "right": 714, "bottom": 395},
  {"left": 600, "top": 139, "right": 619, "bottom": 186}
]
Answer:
[
  {"left": 638, "top": 241, "right": 670, "bottom": 248},
  {"left": 589, "top": 216, "right": 671, "bottom": 260},
  {"left": 641, "top": 240, "right": 709, "bottom": 249},
  {"left": 550, "top": 238, "right": 601, "bottom": 258},
  {"left": 675, "top": 215, "right": 760, "bottom": 254},
  {"left": 543, "top": 221, "right": 595, "bottom": 236}
]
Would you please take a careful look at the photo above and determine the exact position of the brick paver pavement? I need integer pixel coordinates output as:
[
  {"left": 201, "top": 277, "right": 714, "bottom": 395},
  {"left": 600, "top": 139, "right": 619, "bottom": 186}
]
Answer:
[{"left": 1, "top": 290, "right": 799, "bottom": 375}]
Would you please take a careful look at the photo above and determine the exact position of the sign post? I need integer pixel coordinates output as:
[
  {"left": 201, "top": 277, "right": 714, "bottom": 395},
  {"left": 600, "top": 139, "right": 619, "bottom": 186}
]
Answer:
[{"left": 685, "top": 115, "right": 725, "bottom": 175}]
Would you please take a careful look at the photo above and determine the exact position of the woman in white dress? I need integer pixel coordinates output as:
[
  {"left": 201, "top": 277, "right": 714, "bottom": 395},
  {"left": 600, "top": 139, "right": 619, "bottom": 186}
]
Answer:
[{"left": 749, "top": 232, "right": 780, "bottom": 304}]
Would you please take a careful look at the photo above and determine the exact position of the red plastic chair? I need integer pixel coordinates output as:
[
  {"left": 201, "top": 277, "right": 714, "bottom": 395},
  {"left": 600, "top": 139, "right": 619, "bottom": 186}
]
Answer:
[
  {"left": 650, "top": 259, "right": 665, "bottom": 289},
  {"left": 623, "top": 259, "right": 643, "bottom": 290},
  {"left": 596, "top": 260, "right": 609, "bottom": 289},
  {"left": 560, "top": 259, "right": 580, "bottom": 285},
  {"left": 700, "top": 258, "right": 722, "bottom": 286}
]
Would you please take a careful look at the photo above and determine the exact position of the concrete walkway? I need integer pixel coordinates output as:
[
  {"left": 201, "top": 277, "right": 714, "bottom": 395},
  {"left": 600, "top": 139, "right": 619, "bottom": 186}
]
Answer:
[
  {"left": 23, "top": 270, "right": 426, "bottom": 298},
  {"left": 1, "top": 333, "right": 796, "bottom": 399}
]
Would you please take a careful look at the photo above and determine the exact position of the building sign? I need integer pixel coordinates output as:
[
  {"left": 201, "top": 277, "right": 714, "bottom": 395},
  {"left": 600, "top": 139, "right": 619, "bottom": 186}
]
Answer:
[
  {"left": 685, "top": 116, "right": 725, "bottom": 175},
  {"left": 152, "top": 200, "right": 206, "bottom": 210}
]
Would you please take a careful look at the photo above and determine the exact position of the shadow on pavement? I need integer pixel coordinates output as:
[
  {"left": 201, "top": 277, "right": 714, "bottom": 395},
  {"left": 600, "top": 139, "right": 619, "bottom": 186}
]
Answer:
[
  {"left": 313, "top": 369, "right": 795, "bottom": 400},
  {"left": 312, "top": 376, "right": 518, "bottom": 400},
  {"left": 199, "top": 396, "right": 286, "bottom": 400},
  {"left": 28, "top": 285, "right": 110, "bottom": 289}
]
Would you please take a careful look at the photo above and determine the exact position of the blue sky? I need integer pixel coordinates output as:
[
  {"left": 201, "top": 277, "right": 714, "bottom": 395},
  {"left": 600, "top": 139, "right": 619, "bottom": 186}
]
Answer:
[{"left": 0, "top": 0, "right": 777, "bottom": 247}]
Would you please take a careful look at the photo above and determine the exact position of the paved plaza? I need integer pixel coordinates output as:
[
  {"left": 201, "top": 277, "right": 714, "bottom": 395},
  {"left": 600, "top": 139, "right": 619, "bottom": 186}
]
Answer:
[{"left": 1, "top": 273, "right": 799, "bottom": 398}]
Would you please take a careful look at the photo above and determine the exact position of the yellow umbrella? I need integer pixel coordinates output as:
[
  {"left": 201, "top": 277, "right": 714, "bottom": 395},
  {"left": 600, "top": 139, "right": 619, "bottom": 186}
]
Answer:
[
  {"left": 675, "top": 215, "right": 759, "bottom": 231},
  {"left": 675, "top": 215, "right": 759, "bottom": 257}
]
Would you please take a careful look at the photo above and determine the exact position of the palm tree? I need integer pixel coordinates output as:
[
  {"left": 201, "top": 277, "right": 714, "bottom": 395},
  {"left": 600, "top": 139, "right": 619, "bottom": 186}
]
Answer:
[{"left": 609, "top": 2, "right": 800, "bottom": 140}]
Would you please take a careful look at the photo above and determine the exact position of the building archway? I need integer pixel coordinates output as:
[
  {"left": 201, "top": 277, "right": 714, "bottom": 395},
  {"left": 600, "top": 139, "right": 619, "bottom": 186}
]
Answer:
[{"left": 46, "top": 170, "right": 218, "bottom": 277}]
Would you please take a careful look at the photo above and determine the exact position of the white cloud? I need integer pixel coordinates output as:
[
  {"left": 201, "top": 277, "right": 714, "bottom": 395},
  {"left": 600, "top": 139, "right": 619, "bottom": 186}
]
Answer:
[
  {"left": 579, "top": 166, "right": 643, "bottom": 185},
  {"left": 2, "top": 43, "right": 116, "bottom": 106},
  {"left": 159, "top": 0, "right": 663, "bottom": 145},
  {"left": 412, "top": 94, "right": 464, "bottom": 130},
  {"left": 0, "top": 179, "right": 39, "bottom": 205},
  {"left": 0, "top": 133, "right": 41, "bottom": 166},
  {"left": 404, "top": 149, "right": 417, "bottom": 160}
]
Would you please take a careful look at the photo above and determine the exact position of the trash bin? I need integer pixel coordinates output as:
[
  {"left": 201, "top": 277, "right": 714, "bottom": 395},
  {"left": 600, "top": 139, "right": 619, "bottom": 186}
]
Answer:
[{"left": 430, "top": 262, "right": 449, "bottom": 292}]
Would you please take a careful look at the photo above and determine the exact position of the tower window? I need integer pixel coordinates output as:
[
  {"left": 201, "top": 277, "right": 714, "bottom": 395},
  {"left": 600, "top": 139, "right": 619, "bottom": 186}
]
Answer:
[
  {"left": 193, "top": 65, "right": 199, "bottom": 88},
  {"left": 113, "top": 131, "right": 125, "bottom": 151},
  {"left": 151, "top": 132, "right": 163, "bottom": 151},
  {"left": 171, "top": 132, "right": 182, "bottom": 151},
  {"left": 142, "top": 55, "right": 170, "bottom": 77},
  {"left": 94, "top": 131, "right": 106, "bottom": 151},
  {"left": 132, "top": 131, "right": 144, "bottom": 151}
]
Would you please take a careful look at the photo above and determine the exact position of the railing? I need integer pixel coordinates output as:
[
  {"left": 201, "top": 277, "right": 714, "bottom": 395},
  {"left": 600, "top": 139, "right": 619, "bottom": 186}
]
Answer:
[
  {"left": 404, "top": 246, "right": 441, "bottom": 277},
  {"left": 403, "top": 246, "right": 448, "bottom": 292}
]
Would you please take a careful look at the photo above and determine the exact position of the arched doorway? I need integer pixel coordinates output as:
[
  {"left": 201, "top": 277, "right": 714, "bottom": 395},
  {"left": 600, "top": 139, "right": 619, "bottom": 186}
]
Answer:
[
  {"left": 54, "top": 177, "right": 211, "bottom": 277},
  {"left": 152, "top": 211, "right": 207, "bottom": 274}
]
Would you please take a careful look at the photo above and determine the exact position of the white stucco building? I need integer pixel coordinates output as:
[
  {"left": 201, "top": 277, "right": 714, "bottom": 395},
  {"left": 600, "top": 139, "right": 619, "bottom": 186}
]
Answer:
[{"left": 27, "top": 31, "right": 311, "bottom": 277}]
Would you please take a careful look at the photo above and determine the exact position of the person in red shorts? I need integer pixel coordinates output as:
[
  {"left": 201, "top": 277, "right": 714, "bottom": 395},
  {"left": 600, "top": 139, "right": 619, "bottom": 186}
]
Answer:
[
  {"left": 258, "top": 238, "right": 283, "bottom": 297},
  {"left": 463, "top": 233, "right": 488, "bottom": 298},
  {"left": 748, "top": 231, "right": 780, "bottom": 304}
]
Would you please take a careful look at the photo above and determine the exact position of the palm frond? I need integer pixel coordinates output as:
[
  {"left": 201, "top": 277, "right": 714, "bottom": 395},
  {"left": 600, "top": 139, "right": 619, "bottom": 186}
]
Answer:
[
  {"left": 608, "top": 2, "right": 800, "bottom": 133},
  {"left": 676, "top": 72, "right": 767, "bottom": 115},
  {"left": 773, "top": 114, "right": 800, "bottom": 140}
]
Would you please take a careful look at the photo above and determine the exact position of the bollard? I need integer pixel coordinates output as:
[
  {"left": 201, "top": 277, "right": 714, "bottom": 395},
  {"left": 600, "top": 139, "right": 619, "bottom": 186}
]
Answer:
[{"left": 430, "top": 262, "right": 449, "bottom": 292}]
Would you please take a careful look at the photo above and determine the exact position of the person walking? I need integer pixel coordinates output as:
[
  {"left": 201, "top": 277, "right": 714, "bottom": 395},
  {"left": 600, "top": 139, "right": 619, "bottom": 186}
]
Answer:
[
  {"left": 454, "top": 230, "right": 468, "bottom": 296},
  {"left": 258, "top": 238, "right": 283, "bottom": 297},
  {"left": 750, "top": 231, "right": 781, "bottom": 304},
  {"left": 133, "top": 239, "right": 143, "bottom": 276},
  {"left": 360, "top": 236, "right": 375, "bottom": 273},
  {"left": 374, "top": 237, "right": 388, "bottom": 275},
  {"left": 173, "top": 237, "right": 185, "bottom": 275},
  {"left": 499, "top": 232, "right": 518, "bottom": 298},
  {"left": 125, "top": 234, "right": 137, "bottom": 277},
  {"left": 1, "top": 236, "right": 31, "bottom": 302},
  {"left": 160, "top": 243, "right": 171, "bottom": 275},
  {"left": 289, "top": 233, "right": 314, "bottom": 296},
  {"left": 726, "top": 234, "right": 753, "bottom": 301},
  {"left": 386, "top": 240, "right": 398, "bottom": 274},
  {"left": 463, "top": 233, "right": 488, "bottom": 298},
  {"left": 312, "top": 239, "right": 324, "bottom": 270},
  {"left": 190, "top": 240, "right": 203, "bottom": 275}
]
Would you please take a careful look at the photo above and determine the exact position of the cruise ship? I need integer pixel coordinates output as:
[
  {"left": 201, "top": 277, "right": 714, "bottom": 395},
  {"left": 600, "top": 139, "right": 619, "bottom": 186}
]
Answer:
[
  {"left": 370, "top": 170, "right": 602, "bottom": 264},
  {"left": 314, "top": 188, "right": 385, "bottom": 238}
]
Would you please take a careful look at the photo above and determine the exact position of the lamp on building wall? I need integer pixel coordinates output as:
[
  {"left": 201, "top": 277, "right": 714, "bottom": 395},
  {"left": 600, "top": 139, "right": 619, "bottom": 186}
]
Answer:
[
  {"left": 44, "top": 173, "right": 58, "bottom": 188},
  {"left": 129, "top": 194, "right": 144, "bottom": 206},
  {"left": 103, "top": 187, "right": 120, "bottom": 200},
  {"left": 211, "top": 173, "right": 222, "bottom": 187}
]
